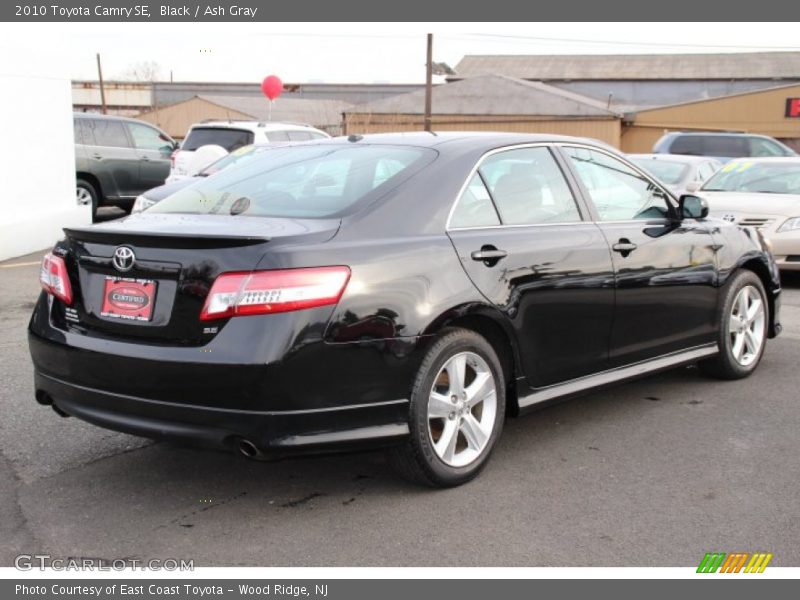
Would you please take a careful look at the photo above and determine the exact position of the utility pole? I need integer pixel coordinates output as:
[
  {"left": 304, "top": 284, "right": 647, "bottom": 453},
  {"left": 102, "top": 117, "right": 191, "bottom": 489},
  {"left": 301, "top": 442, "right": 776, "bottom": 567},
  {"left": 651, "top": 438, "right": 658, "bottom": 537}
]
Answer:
[
  {"left": 424, "top": 33, "right": 433, "bottom": 132},
  {"left": 96, "top": 53, "right": 107, "bottom": 115}
]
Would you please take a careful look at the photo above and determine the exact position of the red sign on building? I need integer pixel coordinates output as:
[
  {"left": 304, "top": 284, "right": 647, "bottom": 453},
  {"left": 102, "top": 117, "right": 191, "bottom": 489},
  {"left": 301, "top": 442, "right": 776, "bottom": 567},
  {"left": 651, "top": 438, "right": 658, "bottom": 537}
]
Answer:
[{"left": 785, "top": 98, "right": 800, "bottom": 118}]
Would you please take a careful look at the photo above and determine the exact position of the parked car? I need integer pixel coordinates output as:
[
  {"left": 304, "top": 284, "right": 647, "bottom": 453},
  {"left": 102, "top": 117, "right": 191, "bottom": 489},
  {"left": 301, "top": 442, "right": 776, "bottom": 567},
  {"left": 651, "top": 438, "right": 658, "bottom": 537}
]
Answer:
[
  {"left": 653, "top": 132, "right": 796, "bottom": 162},
  {"left": 132, "top": 143, "right": 279, "bottom": 213},
  {"left": 167, "top": 121, "right": 330, "bottom": 183},
  {"left": 628, "top": 154, "right": 721, "bottom": 197},
  {"left": 699, "top": 157, "right": 800, "bottom": 271},
  {"left": 74, "top": 113, "right": 177, "bottom": 220},
  {"left": 30, "top": 133, "right": 781, "bottom": 488}
]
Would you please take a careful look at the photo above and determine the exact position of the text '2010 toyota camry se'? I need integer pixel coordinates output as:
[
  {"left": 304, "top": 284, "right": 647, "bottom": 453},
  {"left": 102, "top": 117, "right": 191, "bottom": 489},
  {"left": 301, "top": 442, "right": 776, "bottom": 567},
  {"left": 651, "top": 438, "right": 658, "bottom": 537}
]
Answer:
[{"left": 29, "top": 133, "right": 782, "bottom": 487}]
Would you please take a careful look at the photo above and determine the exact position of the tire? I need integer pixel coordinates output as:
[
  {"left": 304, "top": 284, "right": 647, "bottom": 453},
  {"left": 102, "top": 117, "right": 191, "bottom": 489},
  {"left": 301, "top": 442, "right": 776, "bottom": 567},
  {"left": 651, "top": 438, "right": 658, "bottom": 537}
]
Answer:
[
  {"left": 77, "top": 178, "right": 98, "bottom": 222},
  {"left": 699, "top": 270, "right": 769, "bottom": 380},
  {"left": 388, "top": 328, "right": 506, "bottom": 487}
]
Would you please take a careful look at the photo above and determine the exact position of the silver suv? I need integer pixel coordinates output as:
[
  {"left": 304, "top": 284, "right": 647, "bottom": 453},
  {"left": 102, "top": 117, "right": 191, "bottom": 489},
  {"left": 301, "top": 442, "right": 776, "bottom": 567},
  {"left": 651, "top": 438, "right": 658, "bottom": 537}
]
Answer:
[
  {"left": 74, "top": 113, "right": 177, "bottom": 220},
  {"left": 168, "top": 121, "right": 330, "bottom": 183},
  {"left": 653, "top": 132, "right": 796, "bottom": 162}
]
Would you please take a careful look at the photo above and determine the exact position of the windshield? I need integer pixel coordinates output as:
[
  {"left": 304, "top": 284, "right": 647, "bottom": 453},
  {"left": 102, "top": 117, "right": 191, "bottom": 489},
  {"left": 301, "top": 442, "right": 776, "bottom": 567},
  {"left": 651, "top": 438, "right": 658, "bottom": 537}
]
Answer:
[
  {"left": 148, "top": 144, "right": 435, "bottom": 219},
  {"left": 198, "top": 144, "right": 272, "bottom": 176},
  {"left": 630, "top": 159, "right": 689, "bottom": 185},
  {"left": 702, "top": 161, "right": 800, "bottom": 194}
]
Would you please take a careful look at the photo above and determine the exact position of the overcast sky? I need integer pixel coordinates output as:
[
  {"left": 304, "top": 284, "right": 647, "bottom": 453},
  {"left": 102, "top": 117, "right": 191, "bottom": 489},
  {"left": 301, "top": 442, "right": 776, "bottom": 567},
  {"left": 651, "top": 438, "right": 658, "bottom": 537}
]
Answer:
[{"left": 3, "top": 22, "right": 800, "bottom": 83}]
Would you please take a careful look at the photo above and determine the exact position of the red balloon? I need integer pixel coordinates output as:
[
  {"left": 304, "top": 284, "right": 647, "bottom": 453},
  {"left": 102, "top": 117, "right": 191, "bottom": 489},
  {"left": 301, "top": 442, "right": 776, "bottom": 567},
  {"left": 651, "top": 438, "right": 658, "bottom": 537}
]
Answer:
[{"left": 261, "top": 75, "right": 283, "bottom": 100}]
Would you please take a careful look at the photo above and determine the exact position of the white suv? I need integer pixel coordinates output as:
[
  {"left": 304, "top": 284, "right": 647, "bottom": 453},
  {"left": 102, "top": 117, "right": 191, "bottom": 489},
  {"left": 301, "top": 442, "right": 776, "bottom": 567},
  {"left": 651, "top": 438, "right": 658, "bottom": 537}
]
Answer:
[{"left": 167, "top": 121, "right": 330, "bottom": 183}]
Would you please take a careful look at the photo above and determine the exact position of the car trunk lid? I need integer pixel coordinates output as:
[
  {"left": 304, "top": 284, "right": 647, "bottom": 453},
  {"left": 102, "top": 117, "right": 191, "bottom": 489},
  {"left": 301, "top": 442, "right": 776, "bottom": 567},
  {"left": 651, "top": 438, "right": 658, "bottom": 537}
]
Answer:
[{"left": 54, "top": 214, "right": 340, "bottom": 346}]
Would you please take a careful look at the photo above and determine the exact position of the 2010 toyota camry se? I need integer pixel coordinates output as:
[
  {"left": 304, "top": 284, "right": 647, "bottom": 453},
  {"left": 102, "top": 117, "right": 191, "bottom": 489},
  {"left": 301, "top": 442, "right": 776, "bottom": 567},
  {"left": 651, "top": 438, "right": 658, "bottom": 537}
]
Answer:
[{"left": 29, "top": 133, "right": 782, "bottom": 487}]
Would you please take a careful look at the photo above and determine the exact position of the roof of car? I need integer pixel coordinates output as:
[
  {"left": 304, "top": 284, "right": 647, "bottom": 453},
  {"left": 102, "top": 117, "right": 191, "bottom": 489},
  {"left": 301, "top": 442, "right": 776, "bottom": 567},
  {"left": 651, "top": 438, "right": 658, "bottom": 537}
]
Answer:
[
  {"left": 723, "top": 156, "right": 800, "bottom": 164},
  {"left": 662, "top": 131, "right": 776, "bottom": 139},
  {"left": 321, "top": 131, "right": 617, "bottom": 152},
  {"left": 190, "top": 120, "right": 326, "bottom": 132},
  {"left": 629, "top": 153, "right": 720, "bottom": 164}
]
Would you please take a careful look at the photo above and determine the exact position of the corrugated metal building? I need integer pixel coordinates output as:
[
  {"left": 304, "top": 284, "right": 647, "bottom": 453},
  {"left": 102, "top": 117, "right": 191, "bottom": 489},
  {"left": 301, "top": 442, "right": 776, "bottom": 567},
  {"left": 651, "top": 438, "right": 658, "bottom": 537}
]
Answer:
[
  {"left": 452, "top": 52, "right": 800, "bottom": 110},
  {"left": 135, "top": 95, "right": 352, "bottom": 138},
  {"left": 344, "top": 75, "right": 622, "bottom": 145}
]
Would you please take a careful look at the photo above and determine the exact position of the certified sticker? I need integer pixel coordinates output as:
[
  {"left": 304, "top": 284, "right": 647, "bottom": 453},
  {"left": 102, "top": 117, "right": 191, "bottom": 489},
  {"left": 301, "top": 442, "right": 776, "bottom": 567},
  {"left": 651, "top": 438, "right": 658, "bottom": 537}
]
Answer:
[{"left": 100, "top": 277, "right": 157, "bottom": 322}]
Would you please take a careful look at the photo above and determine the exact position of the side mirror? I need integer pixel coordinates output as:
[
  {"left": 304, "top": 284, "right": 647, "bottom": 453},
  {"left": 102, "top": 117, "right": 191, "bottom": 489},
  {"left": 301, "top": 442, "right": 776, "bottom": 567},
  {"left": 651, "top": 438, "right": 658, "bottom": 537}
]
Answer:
[{"left": 679, "top": 194, "right": 709, "bottom": 219}]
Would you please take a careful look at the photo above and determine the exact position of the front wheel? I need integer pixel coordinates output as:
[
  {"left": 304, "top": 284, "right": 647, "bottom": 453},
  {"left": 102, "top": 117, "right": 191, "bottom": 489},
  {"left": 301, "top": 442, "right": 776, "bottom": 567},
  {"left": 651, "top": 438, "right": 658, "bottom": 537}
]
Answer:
[
  {"left": 700, "top": 270, "right": 768, "bottom": 380},
  {"left": 388, "top": 328, "right": 506, "bottom": 487}
]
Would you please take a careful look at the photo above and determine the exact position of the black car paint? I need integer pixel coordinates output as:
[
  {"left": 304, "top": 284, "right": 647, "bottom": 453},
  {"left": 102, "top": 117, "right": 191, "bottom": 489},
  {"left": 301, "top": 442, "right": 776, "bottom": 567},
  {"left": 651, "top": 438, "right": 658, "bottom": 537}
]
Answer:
[{"left": 29, "top": 133, "right": 782, "bottom": 458}]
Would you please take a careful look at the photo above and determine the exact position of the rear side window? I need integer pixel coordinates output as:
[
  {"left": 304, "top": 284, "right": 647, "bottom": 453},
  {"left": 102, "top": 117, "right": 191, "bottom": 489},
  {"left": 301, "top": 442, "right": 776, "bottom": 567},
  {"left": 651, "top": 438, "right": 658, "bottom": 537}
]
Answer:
[
  {"left": 450, "top": 147, "right": 581, "bottom": 228},
  {"left": 148, "top": 144, "right": 435, "bottom": 219},
  {"left": 182, "top": 127, "right": 254, "bottom": 152},
  {"left": 90, "top": 119, "right": 130, "bottom": 148},
  {"left": 449, "top": 174, "right": 501, "bottom": 228},
  {"left": 73, "top": 119, "right": 94, "bottom": 145},
  {"left": 265, "top": 130, "right": 290, "bottom": 142},
  {"left": 287, "top": 131, "right": 312, "bottom": 141}
]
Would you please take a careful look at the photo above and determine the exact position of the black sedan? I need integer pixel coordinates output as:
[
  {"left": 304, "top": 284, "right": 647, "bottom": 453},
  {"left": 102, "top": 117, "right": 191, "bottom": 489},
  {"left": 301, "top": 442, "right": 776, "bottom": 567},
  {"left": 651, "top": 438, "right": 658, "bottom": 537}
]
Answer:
[{"left": 29, "top": 133, "right": 782, "bottom": 487}]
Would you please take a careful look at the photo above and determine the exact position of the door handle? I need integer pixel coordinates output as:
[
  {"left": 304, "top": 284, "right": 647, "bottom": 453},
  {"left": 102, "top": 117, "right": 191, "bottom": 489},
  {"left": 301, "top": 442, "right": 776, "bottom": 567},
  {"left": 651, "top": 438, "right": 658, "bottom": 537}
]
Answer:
[
  {"left": 140, "top": 155, "right": 151, "bottom": 161},
  {"left": 91, "top": 153, "right": 102, "bottom": 160},
  {"left": 471, "top": 247, "right": 507, "bottom": 266},
  {"left": 612, "top": 238, "right": 638, "bottom": 256}
]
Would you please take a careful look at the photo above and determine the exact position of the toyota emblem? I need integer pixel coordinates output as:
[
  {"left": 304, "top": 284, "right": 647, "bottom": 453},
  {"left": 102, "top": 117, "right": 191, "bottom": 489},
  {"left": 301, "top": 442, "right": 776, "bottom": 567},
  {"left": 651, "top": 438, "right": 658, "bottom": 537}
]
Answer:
[
  {"left": 722, "top": 214, "right": 737, "bottom": 223},
  {"left": 112, "top": 246, "right": 136, "bottom": 272}
]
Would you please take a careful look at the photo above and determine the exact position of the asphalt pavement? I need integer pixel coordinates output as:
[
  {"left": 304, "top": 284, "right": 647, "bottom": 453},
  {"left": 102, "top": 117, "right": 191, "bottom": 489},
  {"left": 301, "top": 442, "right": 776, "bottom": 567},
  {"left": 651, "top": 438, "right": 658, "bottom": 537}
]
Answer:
[{"left": 1, "top": 248, "right": 799, "bottom": 567}]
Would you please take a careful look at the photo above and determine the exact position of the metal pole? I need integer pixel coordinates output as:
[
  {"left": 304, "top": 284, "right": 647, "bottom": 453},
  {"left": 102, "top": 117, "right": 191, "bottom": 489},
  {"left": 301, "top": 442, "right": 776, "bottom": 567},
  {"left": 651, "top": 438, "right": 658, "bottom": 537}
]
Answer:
[
  {"left": 96, "top": 53, "right": 107, "bottom": 115},
  {"left": 424, "top": 33, "right": 433, "bottom": 132}
]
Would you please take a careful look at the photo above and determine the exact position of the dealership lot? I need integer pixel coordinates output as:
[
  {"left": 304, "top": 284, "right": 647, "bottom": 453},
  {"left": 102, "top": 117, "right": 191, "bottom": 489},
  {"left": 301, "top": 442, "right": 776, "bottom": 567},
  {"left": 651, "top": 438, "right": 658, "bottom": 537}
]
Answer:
[{"left": 1, "top": 250, "right": 799, "bottom": 567}]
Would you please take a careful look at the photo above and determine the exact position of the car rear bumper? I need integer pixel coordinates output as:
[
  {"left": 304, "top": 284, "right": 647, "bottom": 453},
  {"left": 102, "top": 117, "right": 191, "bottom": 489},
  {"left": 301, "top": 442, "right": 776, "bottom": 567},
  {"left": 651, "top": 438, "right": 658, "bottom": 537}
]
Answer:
[
  {"left": 34, "top": 370, "right": 409, "bottom": 456},
  {"left": 28, "top": 327, "right": 424, "bottom": 457}
]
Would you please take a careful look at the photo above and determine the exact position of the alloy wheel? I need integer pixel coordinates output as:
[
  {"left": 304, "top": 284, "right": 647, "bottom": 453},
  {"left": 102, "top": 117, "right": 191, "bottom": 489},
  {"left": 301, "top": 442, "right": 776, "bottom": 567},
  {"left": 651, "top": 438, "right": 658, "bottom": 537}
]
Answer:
[
  {"left": 76, "top": 186, "right": 92, "bottom": 205},
  {"left": 427, "top": 351, "right": 498, "bottom": 468},
  {"left": 728, "top": 285, "right": 766, "bottom": 367}
]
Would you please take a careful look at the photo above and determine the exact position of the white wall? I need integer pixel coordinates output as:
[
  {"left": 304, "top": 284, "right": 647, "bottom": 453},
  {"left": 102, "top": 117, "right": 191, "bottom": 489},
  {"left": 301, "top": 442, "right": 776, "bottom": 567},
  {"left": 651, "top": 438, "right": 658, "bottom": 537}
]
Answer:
[{"left": 0, "top": 55, "right": 90, "bottom": 261}]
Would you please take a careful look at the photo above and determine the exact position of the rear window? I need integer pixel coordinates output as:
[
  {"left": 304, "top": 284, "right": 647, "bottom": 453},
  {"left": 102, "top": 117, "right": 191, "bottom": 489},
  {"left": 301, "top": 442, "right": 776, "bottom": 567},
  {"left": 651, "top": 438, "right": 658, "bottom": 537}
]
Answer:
[
  {"left": 148, "top": 144, "right": 435, "bottom": 219},
  {"left": 182, "top": 127, "right": 254, "bottom": 152}
]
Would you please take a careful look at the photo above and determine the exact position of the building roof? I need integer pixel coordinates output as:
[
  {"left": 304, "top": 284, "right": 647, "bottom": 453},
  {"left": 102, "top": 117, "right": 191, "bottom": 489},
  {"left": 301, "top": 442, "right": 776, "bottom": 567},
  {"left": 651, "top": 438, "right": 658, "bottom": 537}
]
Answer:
[
  {"left": 346, "top": 75, "right": 618, "bottom": 117},
  {"left": 453, "top": 52, "right": 800, "bottom": 81},
  {"left": 196, "top": 95, "right": 351, "bottom": 127}
]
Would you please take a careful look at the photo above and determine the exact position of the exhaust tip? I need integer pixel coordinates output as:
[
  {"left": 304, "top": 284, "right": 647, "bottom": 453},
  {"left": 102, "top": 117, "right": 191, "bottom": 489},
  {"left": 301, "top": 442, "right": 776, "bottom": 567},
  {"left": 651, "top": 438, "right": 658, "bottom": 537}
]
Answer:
[
  {"left": 35, "top": 390, "right": 53, "bottom": 406},
  {"left": 238, "top": 439, "right": 261, "bottom": 459}
]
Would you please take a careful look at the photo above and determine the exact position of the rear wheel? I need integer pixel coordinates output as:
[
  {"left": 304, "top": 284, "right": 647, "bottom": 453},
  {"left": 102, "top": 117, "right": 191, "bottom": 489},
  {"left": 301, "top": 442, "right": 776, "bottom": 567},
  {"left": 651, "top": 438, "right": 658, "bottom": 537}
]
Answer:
[
  {"left": 388, "top": 328, "right": 505, "bottom": 487},
  {"left": 700, "top": 270, "right": 768, "bottom": 380},
  {"left": 77, "top": 178, "right": 98, "bottom": 221}
]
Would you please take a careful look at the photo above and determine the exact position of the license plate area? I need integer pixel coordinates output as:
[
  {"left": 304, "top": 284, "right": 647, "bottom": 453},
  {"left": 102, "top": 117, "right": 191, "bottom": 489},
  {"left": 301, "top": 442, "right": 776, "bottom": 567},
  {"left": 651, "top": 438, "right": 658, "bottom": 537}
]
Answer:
[{"left": 100, "top": 277, "right": 157, "bottom": 322}]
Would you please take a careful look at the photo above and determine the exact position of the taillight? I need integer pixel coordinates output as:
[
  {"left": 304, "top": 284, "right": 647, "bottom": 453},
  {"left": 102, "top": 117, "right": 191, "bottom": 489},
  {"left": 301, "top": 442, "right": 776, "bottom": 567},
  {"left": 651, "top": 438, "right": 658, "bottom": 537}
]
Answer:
[
  {"left": 170, "top": 149, "right": 179, "bottom": 168},
  {"left": 39, "top": 252, "right": 73, "bottom": 305},
  {"left": 200, "top": 266, "right": 350, "bottom": 321}
]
